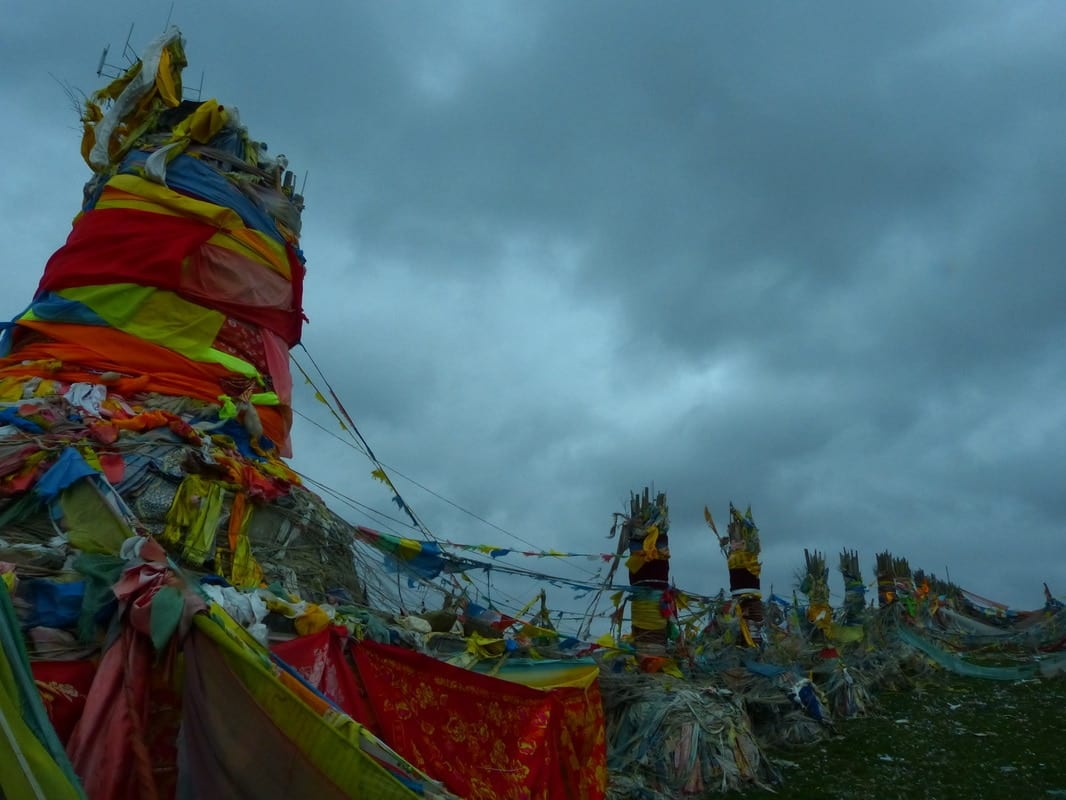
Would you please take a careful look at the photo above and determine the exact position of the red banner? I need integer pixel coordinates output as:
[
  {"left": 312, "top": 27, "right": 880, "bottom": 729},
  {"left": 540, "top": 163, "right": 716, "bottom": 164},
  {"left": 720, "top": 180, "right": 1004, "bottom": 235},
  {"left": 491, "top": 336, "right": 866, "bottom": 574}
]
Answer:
[
  {"left": 352, "top": 640, "right": 605, "bottom": 800},
  {"left": 30, "top": 659, "right": 97, "bottom": 746}
]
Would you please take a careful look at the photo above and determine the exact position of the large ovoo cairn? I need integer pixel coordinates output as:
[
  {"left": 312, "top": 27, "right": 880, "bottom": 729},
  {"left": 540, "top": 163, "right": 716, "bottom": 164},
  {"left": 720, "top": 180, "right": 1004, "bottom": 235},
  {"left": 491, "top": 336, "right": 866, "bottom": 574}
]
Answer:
[{"left": 0, "top": 27, "right": 365, "bottom": 604}]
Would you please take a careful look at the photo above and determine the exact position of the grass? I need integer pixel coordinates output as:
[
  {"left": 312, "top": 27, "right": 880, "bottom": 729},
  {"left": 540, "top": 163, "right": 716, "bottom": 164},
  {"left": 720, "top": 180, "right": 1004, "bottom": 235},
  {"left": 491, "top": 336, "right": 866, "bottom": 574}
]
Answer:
[{"left": 729, "top": 674, "right": 1066, "bottom": 799}]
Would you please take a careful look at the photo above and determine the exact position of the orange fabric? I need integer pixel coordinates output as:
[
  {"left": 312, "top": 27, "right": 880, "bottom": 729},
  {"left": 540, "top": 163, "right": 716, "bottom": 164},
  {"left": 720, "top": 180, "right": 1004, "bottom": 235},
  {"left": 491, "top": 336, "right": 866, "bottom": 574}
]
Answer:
[
  {"left": 227, "top": 492, "right": 248, "bottom": 552},
  {"left": 1, "top": 322, "right": 291, "bottom": 450},
  {"left": 4, "top": 321, "right": 240, "bottom": 394}
]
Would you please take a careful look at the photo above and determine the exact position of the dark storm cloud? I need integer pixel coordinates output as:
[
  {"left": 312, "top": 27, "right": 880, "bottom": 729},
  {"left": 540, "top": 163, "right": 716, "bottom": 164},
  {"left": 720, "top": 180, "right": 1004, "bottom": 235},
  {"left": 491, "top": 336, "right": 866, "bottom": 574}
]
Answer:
[{"left": 3, "top": 1, "right": 1064, "bottom": 610}]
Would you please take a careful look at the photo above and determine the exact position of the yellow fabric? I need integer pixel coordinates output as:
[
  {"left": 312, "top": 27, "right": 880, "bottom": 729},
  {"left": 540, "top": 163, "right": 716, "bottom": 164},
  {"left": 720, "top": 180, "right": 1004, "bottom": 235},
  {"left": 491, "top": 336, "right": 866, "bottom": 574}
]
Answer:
[
  {"left": 39, "top": 285, "right": 261, "bottom": 380},
  {"left": 81, "top": 34, "right": 184, "bottom": 170},
  {"left": 828, "top": 623, "right": 865, "bottom": 643},
  {"left": 625, "top": 525, "right": 671, "bottom": 572},
  {"left": 93, "top": 64, "right": 141, "bottom": 104},
  {"left": 184, "top": 481, "right": 225, "bottom": 566},
  {"left": 727, "top": 550, "right": 762, "bottom": 576},
  {"left": 193, "top": 609, "right": 420, "bottom": 799},
  {"left": 0, "top": 377, "right": 28, "bottom": 402},
  {"left": 703, "top": 505, "right": 718, "bottom": 535},
  {"left": 516, "top": 623, "right": 557, "bottom": 641},
  {"left": 737, "top": 609, "right": 756, "bottom": 648},
  {"left": 370, "top": 468, "right": 397, "bottom": 491},
  {"left": 807, "top": 604, "right": 833, "bottom": 631},
  {"left": 79, "top": 104, "right": 103, "bottom": 165},
  {"left": 0, "top": 643, "right": 84, "bottom": 799},
  {"left": 294, "top": 604, "right": 331, "bottom": 636},
  {"left": 397, "top": 537, "right": 423, "bottom": 557},
  {"left": 104, "top": 173, "right": 245, "bottom": 229},
  {"left": 511, "top": 592, "right": 542, "bottom": 623},
  {"left": 96, "top": 176, "right": 293, "bottom": 279},
  {"left": 660, "top": 659, "right": 684, "bottom": 678},
  {"left": 641, "top": 525, "right": 659, "bottom": 557},
  {"left": 162, "top": 476, "right": 227, "bottom": 566},
  {"left": 466, "top": 632, "right": 507, "bottom": 660},
  {"left": 161, "top": 476, "right": 204, "bottom": 549},
  {"left": 154, "top": 46, "right": 183, "bottom": 107},
  {"left": 54, "top": 284, "right": 223, "bottom": 356},
  {"left": 631, "top": 597, "right": 667, "bottom": 631},
  {"left": 491, "top": 662, "right": 599, "bottom": 690},
  {"left": 80, "top": 66, "right": 140, "bottom": 166},
  {"left": 172, "top": 99, "right": 229, "bottom": 144}
]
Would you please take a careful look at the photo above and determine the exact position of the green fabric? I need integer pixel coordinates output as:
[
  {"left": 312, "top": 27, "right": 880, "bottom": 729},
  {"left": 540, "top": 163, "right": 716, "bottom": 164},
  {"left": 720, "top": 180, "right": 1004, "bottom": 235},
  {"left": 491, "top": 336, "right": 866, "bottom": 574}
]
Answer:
[
  {"left": 56, "top": 284, "right": 226, "bottom": 365},
  {"left": 150, "top": 585, "right": 185, "bottom": 650},
  {"left": 898, "top": 626, "right": 1035, "bottom": 681},
  {"left": 0, "top": 493, "right": 44, "bottom": 529},
  {"left": 193, "top": 609, "right": 423, "bottom": 798},
  {"left": 71, "top": 553, "right": 125, "bottom": 641},
  {"left": 0, "top": 581, "right": 86, "bottom": 799},
  {"left": 58, "top": 480, "right": 131, "bottom": 554}
]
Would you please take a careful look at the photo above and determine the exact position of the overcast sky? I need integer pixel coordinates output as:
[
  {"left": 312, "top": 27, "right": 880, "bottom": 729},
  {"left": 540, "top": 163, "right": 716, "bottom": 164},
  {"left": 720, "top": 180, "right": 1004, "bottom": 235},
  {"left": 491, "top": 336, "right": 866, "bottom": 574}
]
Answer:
[{"left": 3, "top": 1, "right": 1064, "bottom": 618}]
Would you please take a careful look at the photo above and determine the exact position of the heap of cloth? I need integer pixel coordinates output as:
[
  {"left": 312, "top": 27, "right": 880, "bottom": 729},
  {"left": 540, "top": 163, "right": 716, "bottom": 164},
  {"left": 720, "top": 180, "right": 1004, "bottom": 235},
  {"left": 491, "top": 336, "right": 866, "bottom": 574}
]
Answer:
[
  {"left": 3, "top": 28, "right": 303, "bottom": 457},
  {"left": 0, "top": 26, "right": 613, "bottom": 800}
]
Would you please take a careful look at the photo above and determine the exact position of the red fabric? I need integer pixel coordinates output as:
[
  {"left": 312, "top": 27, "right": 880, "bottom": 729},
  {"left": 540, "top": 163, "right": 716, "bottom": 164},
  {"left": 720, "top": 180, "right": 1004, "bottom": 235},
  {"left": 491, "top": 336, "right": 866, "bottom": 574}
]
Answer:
[
  {"left": 37, "top": 207, "right": 304, "bottom": 344},
  {"left": 65, "top": 563, "right": 193, "bottom": 800},
  {"left": 214, "top": 316, "right": 269, "bottom": 378},
  {"left": 65, "top": 626, "right": 181, "bottom": 799},
  {"left": 98, "top": 452, "right": 126, "bottom": 484},
  {"left": 269, "top": 626, "right": 373, "bottom": 724},
  {"left": 183, "top": 242, "right": 303, "bottom": 345},
  {"left": 30, "top": 659, "right": 97, "bottom": 746},
  {"left": 352, "top": 640, "right": 605, "bottom": 800},
  {"left": 38, "top": 208, "right": 211, "bottom": 295}
]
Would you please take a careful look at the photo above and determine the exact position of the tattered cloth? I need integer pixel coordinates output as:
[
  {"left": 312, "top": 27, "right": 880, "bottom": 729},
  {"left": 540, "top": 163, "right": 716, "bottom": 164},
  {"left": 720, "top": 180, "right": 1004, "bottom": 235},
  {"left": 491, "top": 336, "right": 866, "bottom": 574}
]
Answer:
[{"left": 270, "top": 624, "right": 374, "bottom": 723}]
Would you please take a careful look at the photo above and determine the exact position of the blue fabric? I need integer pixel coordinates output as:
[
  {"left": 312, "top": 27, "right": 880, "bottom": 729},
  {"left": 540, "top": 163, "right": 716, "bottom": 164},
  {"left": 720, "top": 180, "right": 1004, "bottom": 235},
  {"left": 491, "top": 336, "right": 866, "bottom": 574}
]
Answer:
[
  {"left": 113, "top": 454, "right": 156, "bottom": 494},
  {"left": 0, "top": 317, "right": 21, "bottom": 357},
  {"left": 0, "top": 407, "right": 45, "bottom": 434},
  {"left": 120, "top": 151, "right": 285, "bottom": 244},
  {"left": 22, "top": 292, "right": 108, "bottom": 326},
  {"left": 384, "top": 540, "right": 445, "bottom": 582},
  {"left": 21, "top": 579, "right": 87, "bottom": 629},
  {"left": 796, "top": 683, "right": 824, "bottom": 721},
  {"left": 744, "top": 660, "right": 790, "bottom": 678},
  {"left": 35, "top": 448, "right": 99, "bottom": 500},
  {"left": 269, "top": 654, "right": 345, "bottom": 714},
  {"left": 213, "top": 420, "right": 273, "bottom": 461}
]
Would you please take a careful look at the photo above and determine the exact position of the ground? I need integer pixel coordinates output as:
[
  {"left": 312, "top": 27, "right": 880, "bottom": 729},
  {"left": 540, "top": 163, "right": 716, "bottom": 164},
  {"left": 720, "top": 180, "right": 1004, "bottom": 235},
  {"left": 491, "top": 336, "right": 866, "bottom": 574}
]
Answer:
[{"left": 729, "top": 673, "right": 1066, "bottom": 799}]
